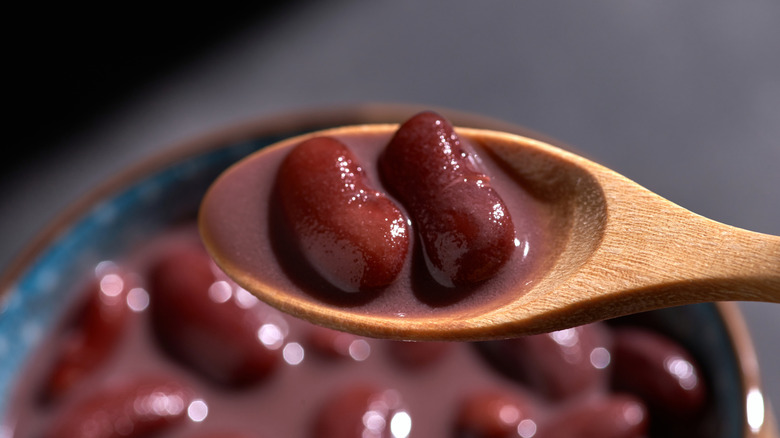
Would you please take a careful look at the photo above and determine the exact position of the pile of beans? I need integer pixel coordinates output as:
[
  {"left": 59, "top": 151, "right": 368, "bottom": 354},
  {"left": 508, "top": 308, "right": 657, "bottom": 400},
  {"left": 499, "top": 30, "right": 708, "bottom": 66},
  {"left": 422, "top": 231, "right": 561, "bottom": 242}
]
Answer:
[{"left": 6, "top": 228, "right": 708, "bottom": 438}]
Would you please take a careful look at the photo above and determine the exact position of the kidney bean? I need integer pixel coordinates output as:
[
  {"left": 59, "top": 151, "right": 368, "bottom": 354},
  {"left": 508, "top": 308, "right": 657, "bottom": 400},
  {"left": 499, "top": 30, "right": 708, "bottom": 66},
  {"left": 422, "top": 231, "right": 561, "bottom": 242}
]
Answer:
[
  {"left": 276, "top": 136, "right": 409, "bottom": 293},
  {"left": 147, "top": 243, "right": 281, "bottom": 387},
  {"left": 541, "top": 394, "right": 649, "bottom": 438},
  {"left": 42, "top": 377, "right": 194, "bottom": 438},
  {"left": 41, "top": 267, "right": 135, "bottom": 401},
  {"left": 454, "top": 389, "right": 540, "bottom": 438},
  {"left": 610, "top": 327, "right": 706, "bottom": 416},
  {"left": 379, "top": 111, "right": 515, "bottom": 287},
  {"left": 477, "top": 323, "right": 612, "bottom": 401},
  {"left": 312, "top": 384, "right": 410, "bottom": 438}
]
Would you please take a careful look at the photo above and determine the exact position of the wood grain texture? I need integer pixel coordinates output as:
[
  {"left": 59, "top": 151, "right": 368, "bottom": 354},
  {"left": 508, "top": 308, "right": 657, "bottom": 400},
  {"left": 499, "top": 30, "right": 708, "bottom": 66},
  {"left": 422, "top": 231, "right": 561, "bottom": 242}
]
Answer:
[
  {"left": 200, "top": 125, "right": 780, "bottom": 342},
  {"left": 477, "top": 128, "right": 780, "bottom": 339}
]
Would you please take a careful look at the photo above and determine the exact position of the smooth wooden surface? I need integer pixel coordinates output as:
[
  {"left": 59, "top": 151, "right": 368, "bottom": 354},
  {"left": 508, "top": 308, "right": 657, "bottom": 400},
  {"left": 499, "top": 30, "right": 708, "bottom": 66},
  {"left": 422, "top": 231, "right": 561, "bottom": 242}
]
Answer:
[
  {"left": 476, "top": 128, "right": 780, "bottom": 338},
  {"left": 201, "top": 125, "right": 780, "bottom": 342}
]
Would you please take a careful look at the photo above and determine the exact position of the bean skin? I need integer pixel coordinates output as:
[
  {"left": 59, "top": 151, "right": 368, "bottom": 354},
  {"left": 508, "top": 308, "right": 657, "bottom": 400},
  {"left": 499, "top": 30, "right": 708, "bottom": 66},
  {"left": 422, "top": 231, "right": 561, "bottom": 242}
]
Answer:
[
  {"left": 610, "top": 327, "right": 706, "bottom": 416},
  {"left": 42, "top": 378, "right": 194, "bottom": 438},
  {"left": 277, "top": 136, "right": 410, "bottom": 292},
  {"left": 147, "top": 243, "right": 281, "bottom": 387},
  {"left": 312, "top": 385, "right": 410, "bottom": 438},
  {"left": 454, "top": 389, "right": 540, "bottom": 438},
  {"left": 40, "top": 268, "right": 135, "bottom": 402},
  {"left": 477, "top": 323, "right": 612, "bottom": 401},
  {"left": 379, "top": 111, "right": 515, "bottom": 287},
  {"left": 542, "top": 394, "right": 649, "bottom": 438}
]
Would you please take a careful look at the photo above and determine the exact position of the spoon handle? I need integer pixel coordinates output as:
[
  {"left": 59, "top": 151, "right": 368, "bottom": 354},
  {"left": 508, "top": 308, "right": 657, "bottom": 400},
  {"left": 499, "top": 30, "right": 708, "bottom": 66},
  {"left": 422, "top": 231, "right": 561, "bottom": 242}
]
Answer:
[{"left": 590, "top": 165, "right": 780, "bottom": 304}]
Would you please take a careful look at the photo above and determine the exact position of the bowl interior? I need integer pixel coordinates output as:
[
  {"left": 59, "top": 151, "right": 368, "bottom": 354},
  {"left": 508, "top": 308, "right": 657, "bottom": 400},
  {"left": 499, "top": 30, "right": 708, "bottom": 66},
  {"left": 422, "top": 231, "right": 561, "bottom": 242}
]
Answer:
[{"left": 0, "top": 108, "right": 749, "bottom": 436}]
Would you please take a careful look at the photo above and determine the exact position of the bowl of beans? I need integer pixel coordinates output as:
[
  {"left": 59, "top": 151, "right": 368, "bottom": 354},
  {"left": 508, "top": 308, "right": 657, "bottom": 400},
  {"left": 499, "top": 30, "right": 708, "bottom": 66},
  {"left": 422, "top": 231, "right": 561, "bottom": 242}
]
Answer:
[{"left": 0, "top": 104, "right": 774, "bottom": 438}]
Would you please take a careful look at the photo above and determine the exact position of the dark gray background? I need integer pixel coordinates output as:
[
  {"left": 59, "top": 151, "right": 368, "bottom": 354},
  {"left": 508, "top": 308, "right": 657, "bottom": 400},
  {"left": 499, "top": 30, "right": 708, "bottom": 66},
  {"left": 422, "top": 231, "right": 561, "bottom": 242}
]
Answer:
[{"left": 3, "top": 1, "right": 778, "bottom": 418}]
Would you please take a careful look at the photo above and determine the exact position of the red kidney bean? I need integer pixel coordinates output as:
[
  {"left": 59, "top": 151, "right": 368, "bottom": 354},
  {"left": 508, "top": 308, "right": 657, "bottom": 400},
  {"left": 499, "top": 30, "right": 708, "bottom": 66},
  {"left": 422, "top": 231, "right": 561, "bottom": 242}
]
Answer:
[
  {"left": 147, "top": 243, "right": 281, "bottom": 387},
  {"left": 312, "top": 384, "right": 410, "bottom": 438},
  {"left": 276, "top": 136, "right": 409, "bottom": 292},
  {"left": 41, "top": 267, "right": 135, "bottom": 401},
  {"left": 454, "top": 389, "right": 540, "bottom": 438},
  {"left": 477, "top": 323, "right": 612, "bottom": 401},
  {"left": 379, "top": 111, "right": 515, "bottom": 287},
  {"left": 387, "top": 340, "right": 453, "bottom": 369},
  {"left": 42, "top": 377, "right": 194, "bottom": 438},
  {"left": 610, "top": 326, "right": 706, "bottom": 416},
  {"left": 541, "top": 394, "right": 649, "bottom": 438}
]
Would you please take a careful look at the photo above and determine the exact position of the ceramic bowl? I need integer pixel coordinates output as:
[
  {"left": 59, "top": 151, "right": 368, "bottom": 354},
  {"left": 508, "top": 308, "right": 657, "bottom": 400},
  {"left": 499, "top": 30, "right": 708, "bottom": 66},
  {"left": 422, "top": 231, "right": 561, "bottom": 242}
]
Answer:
[{"left": 0, "top": 104, "right": 774, "bottom": 437}]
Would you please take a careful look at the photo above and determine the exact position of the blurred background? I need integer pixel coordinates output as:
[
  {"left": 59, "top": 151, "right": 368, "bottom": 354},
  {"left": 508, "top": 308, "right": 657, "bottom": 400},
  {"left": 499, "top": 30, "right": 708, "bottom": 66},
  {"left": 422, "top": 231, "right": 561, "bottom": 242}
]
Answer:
[{"left": 3, "top": 0, "right": 778, "bottom": 416}]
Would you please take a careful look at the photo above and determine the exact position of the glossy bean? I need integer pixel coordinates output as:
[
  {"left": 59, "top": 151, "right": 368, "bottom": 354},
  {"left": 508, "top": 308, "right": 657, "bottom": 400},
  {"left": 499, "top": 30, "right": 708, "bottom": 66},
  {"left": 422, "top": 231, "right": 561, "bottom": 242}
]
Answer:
[
  {"left": 379, "top": 111, "right": 515, "bottom": 287},
  {"left": 312, "top": 385, "right": 410, "bottom": 438},
  {"left": 610, "top": 327, "right": 706, "bottom": 416},
  {"left": 41, "top": 267, "right": 135, "bottom": 401},
  {"left": 148, "top": 243, "right": 281, "bottom": 387},
  {"left": 541, "top": 394, "right": 648, "bottom": 438},
  {"left": 42, "top": 378, "right": 194, "bottom": 438},
  {"left": 276, "top": 136, "right": 409, "bottom": 292},
  {"left": 454, "top": 389, "right": 540, "bottom": 438},
  {"left": 477, "top": 323, "right": 612, "bottom": 401}
]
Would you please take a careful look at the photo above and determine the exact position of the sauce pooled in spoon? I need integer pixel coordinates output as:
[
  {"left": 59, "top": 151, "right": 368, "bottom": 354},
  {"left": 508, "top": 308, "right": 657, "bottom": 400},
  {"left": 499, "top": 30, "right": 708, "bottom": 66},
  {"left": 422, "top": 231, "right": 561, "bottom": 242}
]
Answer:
[{"left": 200, "top": 111, "right": 565, "bottom": 324}]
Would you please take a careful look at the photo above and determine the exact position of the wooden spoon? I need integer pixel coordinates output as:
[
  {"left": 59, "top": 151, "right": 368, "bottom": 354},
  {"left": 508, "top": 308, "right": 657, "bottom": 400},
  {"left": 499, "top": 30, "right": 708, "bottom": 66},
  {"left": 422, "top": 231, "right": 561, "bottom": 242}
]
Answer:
[{"left": 199, "top": 124, "right": 780, "bottom": 341}]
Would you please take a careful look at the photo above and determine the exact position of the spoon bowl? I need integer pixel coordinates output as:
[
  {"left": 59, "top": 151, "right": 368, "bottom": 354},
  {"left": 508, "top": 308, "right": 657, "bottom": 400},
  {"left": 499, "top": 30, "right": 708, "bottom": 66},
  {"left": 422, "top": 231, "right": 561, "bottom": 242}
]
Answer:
[{"left": 199, "top": 124, "right": 780, "bottom": 341}]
